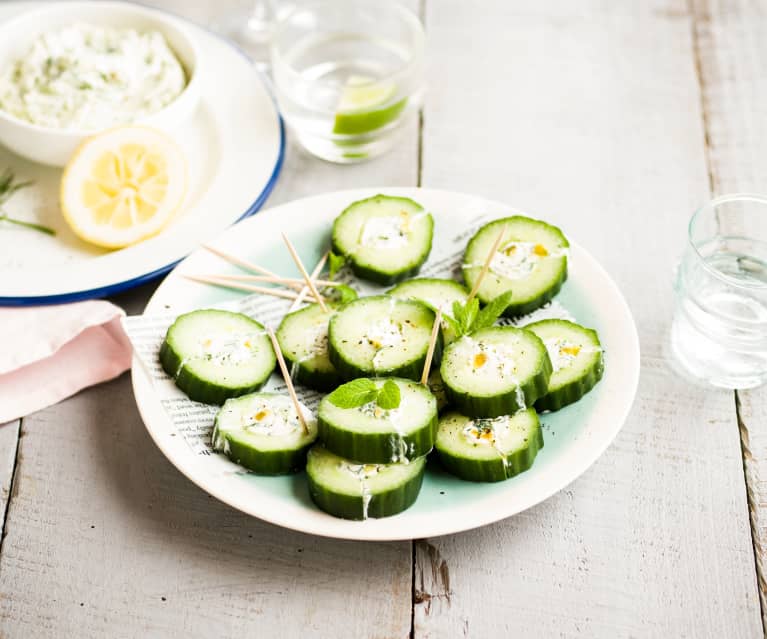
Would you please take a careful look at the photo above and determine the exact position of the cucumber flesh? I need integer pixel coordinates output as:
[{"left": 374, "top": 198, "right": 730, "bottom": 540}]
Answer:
[
  {"left": 463, "top": 216, "right": 569, "bottom": 316},
  {"left": 276, "top": 302, "right": 340, "bottom": 391},
  {"left": 318, "top": 377, "right": 438, "bottom": 463},
  {"left": 306, "top": 445, "right": 426, "bottom": 520},
  {"left": 524, "top": 319, "right": 604, "bottom": 411},
  {"left": 435, "top": 409, "right": 543, "bottom": 482},
  {"left": 388, "top": 277, "right": 469, "bottom": 344},
  {"left": 440, "top": 326, "right": 552, "bottom": 418},
  {"left": 160, "top": 309, "right": 276, "bottom": 405},
  {"left": 331, "top": 194, "right": 434, "bottom": 285},
  {"left": 328, "top": 295, "right": 441, "bottom": 381},
  {"left": 213, "top": 393, "right": 318, "bottom": 474}
]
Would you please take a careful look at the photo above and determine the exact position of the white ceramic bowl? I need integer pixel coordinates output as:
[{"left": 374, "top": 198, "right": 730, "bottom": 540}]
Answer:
[{"left": 0, "top": 1, "right": 200, "bottom": 166}]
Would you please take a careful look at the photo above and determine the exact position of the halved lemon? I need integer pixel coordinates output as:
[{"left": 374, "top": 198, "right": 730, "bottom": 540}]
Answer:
[{"left": 60, "top": 126, "right": 188, "bottom": 249}]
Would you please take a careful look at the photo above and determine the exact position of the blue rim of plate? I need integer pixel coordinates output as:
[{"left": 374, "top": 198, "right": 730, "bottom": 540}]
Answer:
[{"left": 0, "top": 2, "right": 286, "bottom": 307}]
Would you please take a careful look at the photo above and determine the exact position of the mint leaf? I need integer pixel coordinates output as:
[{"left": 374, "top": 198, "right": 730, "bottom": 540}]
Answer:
[
  {"left": 453, "top": 298, "right": 479, "bottom": 335},
  {"left": 327, "top": 378, "right": 378, "bottom": 408},
  {"left": 473, "top": 290, "right": 514, "bottom": 331},
  {"left": 440, "top": 313, "right": 461, "bottom": 337},
  {"left": 376, "top": 379, "right": 401, "bottom": 410},
  {"left": 323, "top": 283, "right": 358, "bottom": 306},
  {"left": 328, "top": 251, "right": 346, "bottom": 279}
]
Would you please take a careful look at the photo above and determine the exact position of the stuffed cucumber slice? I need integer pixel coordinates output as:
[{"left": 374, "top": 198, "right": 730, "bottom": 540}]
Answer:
[
  {"left": 388, "top": 278, "right": 469, "bottom": 344},
  {"left": 435, "top": 409, "right": 543, "bottom": 482},
  {"left": 440, "top": 326, "right": 552, "bottom": 418},
  {"left": 306, "top": 445, "right": 426, "bottom": 520},
  {"left": 160, "top": 309, "right": 276, "bottom": 405},
  {"left": 318, "top": 377, "right": 438, "bottom": 463},
  {"left": 524, "top": 319, "right": 604, "bottom": 411},
  {"left": 276, "top": 302, "right": 340, "bottom": 391},
  {"left": 331, "top": 194, "right": 433, "bottom": 285},
  {"left": 463, "top": 216, "right": 569, "bottom": 316},
  {"left": 328, "top": 295, "right": 441, "bottom": 381},
  {"left": 212, "top": 393, "right": 318, "bottom": 474}
]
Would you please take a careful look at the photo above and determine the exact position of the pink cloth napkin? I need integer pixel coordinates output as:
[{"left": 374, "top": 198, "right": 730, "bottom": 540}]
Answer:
[{"left": 0, "top": 301, "right": 132, "bottom": 423}]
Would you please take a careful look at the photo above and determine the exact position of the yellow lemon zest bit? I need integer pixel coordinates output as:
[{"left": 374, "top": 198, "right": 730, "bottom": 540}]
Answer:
[
  {"left": 473, "top": 352, "right": 488, "bottom": 369},
  {"left": 254, "top": 410, "right": 270, "bottom": 421},
  {"left": 560, "top": 345, "right": 581, "bottom": 356},
  {"left": 533, "top": 244, "right": 549, "bottom": 257}
]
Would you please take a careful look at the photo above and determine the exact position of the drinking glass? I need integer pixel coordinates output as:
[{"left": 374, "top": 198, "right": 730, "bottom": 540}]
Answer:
[
  {"left": 670, "top": 193, "right": 767, "bottom": 389},
  {"left": 270, "top": 0, "right": 425, "bottom": 163}
]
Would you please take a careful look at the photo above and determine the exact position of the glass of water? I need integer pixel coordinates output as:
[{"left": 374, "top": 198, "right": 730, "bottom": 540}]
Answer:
[
  {"left": 270, "top": 0, "right": 425, "bottom": 163},
  {"left": 670, "top": 193, "right": 767, "bottom": 389}
]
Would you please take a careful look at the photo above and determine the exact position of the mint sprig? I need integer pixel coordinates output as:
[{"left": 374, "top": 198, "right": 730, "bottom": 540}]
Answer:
[
  {"left": 327, "top": 378, "right": 401, "bottom": 411},
  {"left": 328, "top": 251, "right": 347, "bottom": 279},
  {"left": 442, "top": 290, "right": 514, "bottom": 338}
]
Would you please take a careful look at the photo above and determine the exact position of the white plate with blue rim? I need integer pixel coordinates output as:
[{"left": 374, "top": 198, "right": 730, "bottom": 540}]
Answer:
[
  {"left": 0, "top": 1, "right": 284, "bottom": 305},
  {"left": 131, "top": 187, "right": 640, "bottom": 541}
]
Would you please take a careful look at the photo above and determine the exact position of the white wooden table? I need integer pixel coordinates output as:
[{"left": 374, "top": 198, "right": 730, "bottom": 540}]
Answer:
[{"left": 1, "top": 0, "right": 766, "bottom": 636}]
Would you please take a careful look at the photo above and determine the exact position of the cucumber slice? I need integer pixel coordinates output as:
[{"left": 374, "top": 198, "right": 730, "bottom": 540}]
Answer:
[
  {"left": 463, "top": 216, "right": 569, "bottom": 316},
  {"left": 331, "top": 194, "right": 434, "bottom": 285},
  {"left": 212, "top": 393, "right": 318, "bottom": 474},
  {"left": 306, "top": 445, "right": 426, "bottom": 520},
  {"left": 276, "top": 302, "right": 340, "bottom": 391},
  {"left": 388, "top": 277, "right": 469, "bottom": 344},
  {"left": 159, "top": 309, "right": 276, "bottom": 405},
  {"left": 435, "top": 409, "right": 543, "bottom": 482},
  {"left": 328, "top": 295, "right": 441, "bottom": 381},
  {"left": 524, "top": 319, "right": 604, "bottom": 411},
  {"left": 440, "top": 326, "right": 552, "bottom": 417},
  {"left": 318, "top": 377, "right": 438, "bottom": 463},
  {"left": 427, "top": 368, "right": 450, "bottom": 413}
]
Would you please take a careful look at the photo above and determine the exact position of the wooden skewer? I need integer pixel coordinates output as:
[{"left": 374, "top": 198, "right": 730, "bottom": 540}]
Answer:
[
  {"left": 266, "top": 327, "right": 309, "bottom": 435},
  {"left": 420, "top": 307, "right": 443, "bottom": 386},
  {"left": 184, "top": 274, "right": 301, "bottom": 300},
  {"left": 290, "top": 252, "right": 329, "bottom": 311},
  {"left": 200, "top": 273, "right": 342, "bottom": 288},
  {"left": 466, "top": 227, "right": 507, "bottom": 303},
  {"left": 202, "top": 244, "right": 301, "bottom": 289},
  {"left": 282, "top": 234, "right": 329, "bottom": 313}
]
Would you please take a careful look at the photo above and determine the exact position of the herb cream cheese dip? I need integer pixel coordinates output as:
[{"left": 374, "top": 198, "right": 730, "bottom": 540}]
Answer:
[{"left": 0, "top": 23, "right": 187, "bottom": 130}]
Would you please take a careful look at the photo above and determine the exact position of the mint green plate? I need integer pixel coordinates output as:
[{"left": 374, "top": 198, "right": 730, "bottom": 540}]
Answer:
[{"left": 131, "top": 188, "right": 640, "bottom": 541}]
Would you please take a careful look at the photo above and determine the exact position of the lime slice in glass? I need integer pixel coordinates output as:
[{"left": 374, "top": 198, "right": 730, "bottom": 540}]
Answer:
[{"left": 332, "top": 75, "right": 408, "bottom": 135}]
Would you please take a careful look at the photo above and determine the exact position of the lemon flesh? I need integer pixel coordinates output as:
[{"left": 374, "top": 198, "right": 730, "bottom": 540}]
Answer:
[{"left": 60, "top": 126, "right": 187, "bottom": 249}]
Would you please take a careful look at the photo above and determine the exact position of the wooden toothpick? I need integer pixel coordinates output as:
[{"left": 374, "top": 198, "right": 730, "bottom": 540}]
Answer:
[
  {"left": 266, "top": 327, "right": 309, "bottom": 435},
  {"left": 184, "top": 274, "right": 301, "bottom": 300},
  {"left": 201, "top": 273, "right": 342, "bottom": 288},
  {"left": 420, "top": 307, "right": 443, "bottom": 386},
  {"left": 290, "top": 251, "right": 329, "bottom": 311},
  {"left": 466, "top": 227, "right": 506, "bottom": 303},
  {"left": 282, "top": 234, "right": 329, "bottom": 312},
  {"left": 202, "top": 244, "right": 295, "bottom": 286}
]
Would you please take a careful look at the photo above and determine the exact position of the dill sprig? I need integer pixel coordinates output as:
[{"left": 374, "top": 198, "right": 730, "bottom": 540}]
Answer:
[{"left": 0, "top": 169, "right": 55, "bottom": 236}]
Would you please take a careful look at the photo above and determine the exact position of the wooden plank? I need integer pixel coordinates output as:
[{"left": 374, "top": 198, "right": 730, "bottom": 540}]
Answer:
[
  {"left": 415, "top": 1, "right": 762, "bottom": 637},
  {"left": 0, "top": 420, "right": 20, "bottom": 534},
  {"left": 0, "top": 2, "right": 421, "bottom": 638},
  {"left": 692, "top": 0, "right": 767, "bottom": 626}
]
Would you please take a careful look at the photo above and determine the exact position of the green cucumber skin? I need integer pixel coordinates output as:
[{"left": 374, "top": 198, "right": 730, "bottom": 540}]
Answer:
[
  {"left": 328, "top": 336, "right": 442, "bottom": 382},
  {"left": 216, "top": 433, "right": 313, "bottom": 475},
  {"left": 463, "top": 216, "right": 568, "bottom": 317},
  {"left": 331, "top": 194, "right": 434, "bottom": 285},
  {"left": 442, "top": 362, "right": 551, "bottom": 418},
  {"left": 535, "top": 357, "right": 604, "bottom": 412},
  {"left": 159, "top": 340, "right": 270, "bottom": 405},
  {"left": 280, "top": 353, "right": 340, "bottom": 392},
  {"left": 307, "top": 462, "right": 425, "bottom": 520},
  {"left": 436, "top": 423, "right": 543, "bottom": 483},
  {"left": 317, "top": 412, "right": 437, "bottom": 464},
  {"left": 500, "top": 275, "right": 566, "bottom": 318}
]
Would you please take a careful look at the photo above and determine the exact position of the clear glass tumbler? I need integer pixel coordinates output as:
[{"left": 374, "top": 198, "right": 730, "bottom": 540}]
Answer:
[
  {"left": 270, "top": 0, "right": 425, "bottom": 163},
  {"left": 670, "top": 193, "right": 767, "bottom": 389}
]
